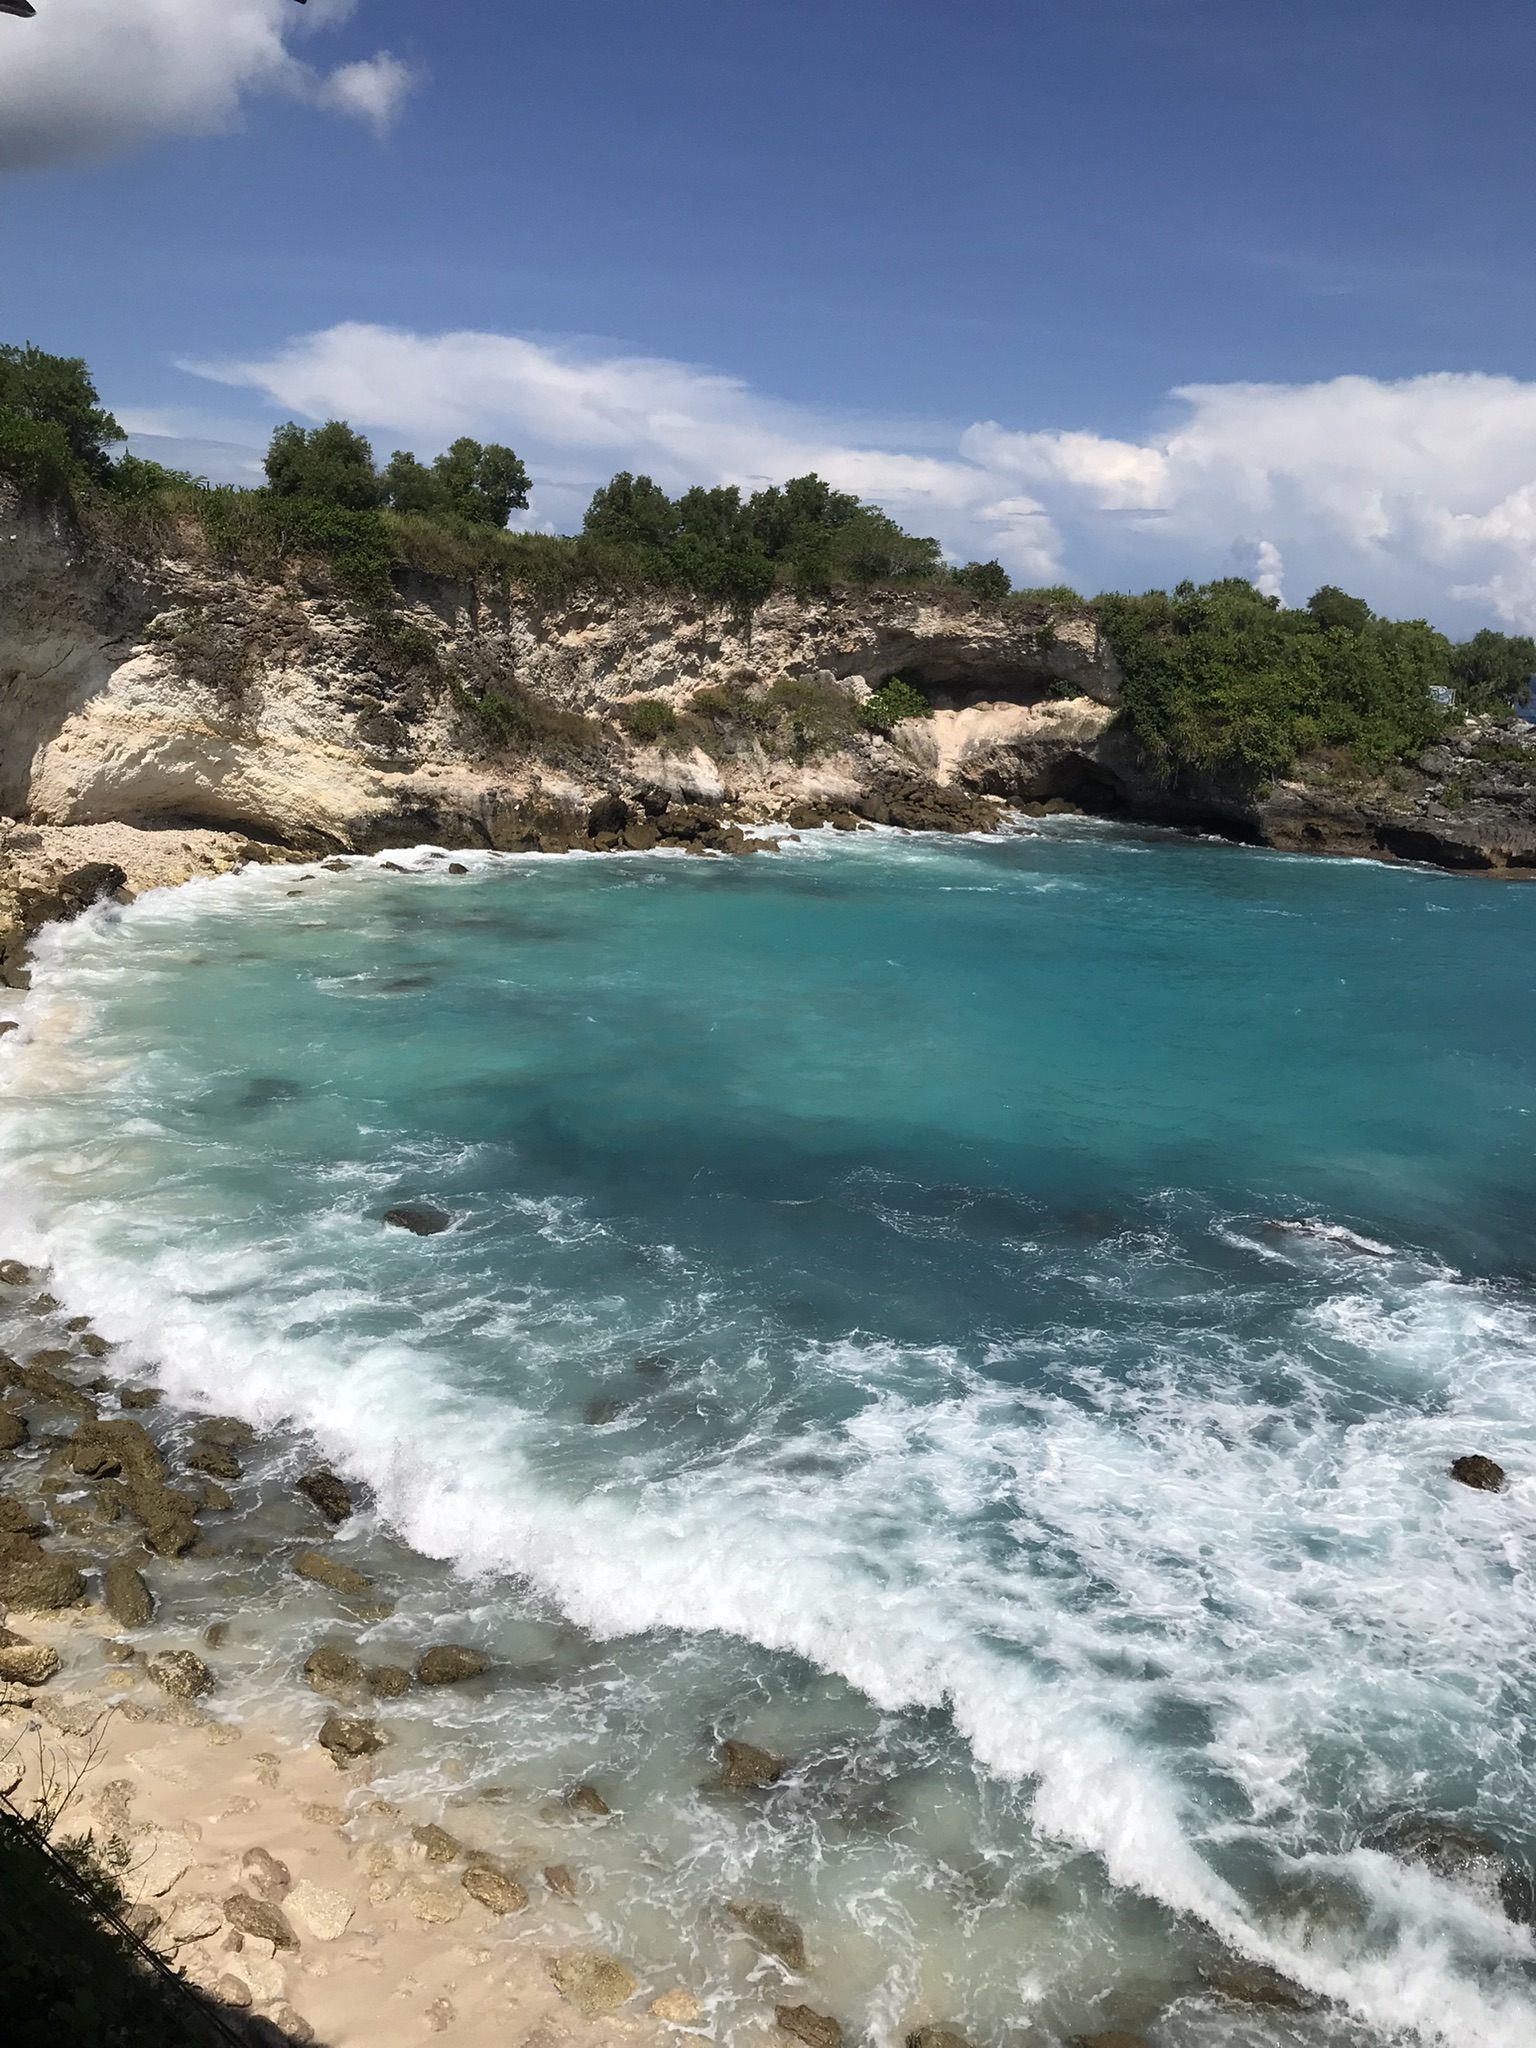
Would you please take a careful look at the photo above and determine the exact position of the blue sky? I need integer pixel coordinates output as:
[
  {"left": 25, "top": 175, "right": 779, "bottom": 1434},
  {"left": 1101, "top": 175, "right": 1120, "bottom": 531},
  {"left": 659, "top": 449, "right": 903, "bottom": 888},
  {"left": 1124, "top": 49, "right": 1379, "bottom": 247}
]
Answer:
[{"left": 5, "top": 0, "right": 1536, "bottom": 626}]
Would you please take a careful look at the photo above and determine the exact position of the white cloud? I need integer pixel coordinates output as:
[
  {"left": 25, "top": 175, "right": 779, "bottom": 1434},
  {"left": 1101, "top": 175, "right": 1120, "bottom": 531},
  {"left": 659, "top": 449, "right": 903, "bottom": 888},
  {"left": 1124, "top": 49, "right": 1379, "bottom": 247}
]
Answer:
[
  {"left": 185, "top": 325, "right": 1536, "bottom": 627},
  {"left": 0, "top": 0, "right": 417, "bottom": 171}
]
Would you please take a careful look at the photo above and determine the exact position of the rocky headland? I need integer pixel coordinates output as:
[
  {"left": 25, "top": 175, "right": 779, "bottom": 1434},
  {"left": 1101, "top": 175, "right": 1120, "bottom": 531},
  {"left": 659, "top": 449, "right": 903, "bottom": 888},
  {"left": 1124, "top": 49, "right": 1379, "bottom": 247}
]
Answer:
[{"left": 5, "top": 481, "right": 1536, "bottom": 980}]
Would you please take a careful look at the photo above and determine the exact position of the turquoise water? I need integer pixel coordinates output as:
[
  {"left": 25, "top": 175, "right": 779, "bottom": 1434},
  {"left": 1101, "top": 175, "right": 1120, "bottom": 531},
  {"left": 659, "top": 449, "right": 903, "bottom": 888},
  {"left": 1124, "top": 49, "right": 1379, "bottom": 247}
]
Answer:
[{"left": 4, "top": 822, "right": 1536, "bottom": 2046}]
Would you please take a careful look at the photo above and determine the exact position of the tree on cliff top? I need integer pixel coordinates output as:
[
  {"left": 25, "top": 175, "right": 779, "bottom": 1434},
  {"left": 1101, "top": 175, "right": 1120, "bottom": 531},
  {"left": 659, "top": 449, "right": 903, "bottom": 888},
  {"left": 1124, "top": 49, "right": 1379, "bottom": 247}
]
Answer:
[
  {"left": 265, "top": 419, "right": 384, "bottom": 511},
  {"left": 0, "top": 342, "right": 124, "bottom": 500}
]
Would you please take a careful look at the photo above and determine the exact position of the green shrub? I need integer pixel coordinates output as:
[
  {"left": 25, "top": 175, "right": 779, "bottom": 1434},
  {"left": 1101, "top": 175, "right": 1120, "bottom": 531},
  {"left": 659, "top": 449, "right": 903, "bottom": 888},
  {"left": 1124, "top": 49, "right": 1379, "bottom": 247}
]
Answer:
[
  {"left": 860, "top": 675, "right": 932, "bottom": 731},
  {"left": 0, "top": 413, "right": 77, "bottom": 501},
  {"left": 623, "top": 696, "right": 679, "bottom": 740},
  {"left": 951, "top": 558, "right": 1011, "bottom": 603}
]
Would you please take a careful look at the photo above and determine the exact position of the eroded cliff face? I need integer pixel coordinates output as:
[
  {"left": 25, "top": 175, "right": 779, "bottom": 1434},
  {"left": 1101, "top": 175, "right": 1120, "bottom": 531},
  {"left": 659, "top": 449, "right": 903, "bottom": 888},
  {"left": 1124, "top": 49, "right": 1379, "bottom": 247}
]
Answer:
[{"left": 0, "top": 491, "right": 1121, "bottom": 858}]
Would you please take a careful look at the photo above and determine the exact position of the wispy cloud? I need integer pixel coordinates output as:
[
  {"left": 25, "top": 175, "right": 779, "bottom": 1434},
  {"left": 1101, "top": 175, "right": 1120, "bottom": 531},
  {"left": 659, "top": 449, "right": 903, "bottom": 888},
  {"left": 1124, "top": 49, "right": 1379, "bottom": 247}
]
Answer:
[
  {"left": 188, "top": 324, "right": 1536, "bottom": 626},
  {"left": 0, "top": 0, "right": 419, "bottom": 172}
]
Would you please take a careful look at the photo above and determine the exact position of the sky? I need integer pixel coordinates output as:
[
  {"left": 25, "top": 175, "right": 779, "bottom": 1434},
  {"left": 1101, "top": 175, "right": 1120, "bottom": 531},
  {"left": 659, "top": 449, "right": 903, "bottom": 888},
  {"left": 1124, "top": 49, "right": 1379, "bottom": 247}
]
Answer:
[{"left": 4, "top": 0, "right": 1536, "bottom": 629}]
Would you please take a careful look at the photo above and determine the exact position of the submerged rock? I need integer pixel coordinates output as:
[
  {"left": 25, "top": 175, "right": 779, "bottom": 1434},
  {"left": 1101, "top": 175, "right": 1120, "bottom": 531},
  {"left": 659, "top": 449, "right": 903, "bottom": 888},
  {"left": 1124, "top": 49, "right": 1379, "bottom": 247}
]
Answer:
[
  {"left": 101, "top": 1558, "right": 154, "bottom": 1628},
  {"left": 907, "top": 2030, "right": 977, "bottom": 2048},
  {"left": 462, "top": 1862, "right": 528, "bottom": 1915},
  {"left": 564, "top": 1782, "right": 612, "bottom": 1817},
  {"left": 186, "top": 1441, "right": 241, "bottom": 1482},
  {"left": 0, "top": 1496, "right": 45, "bottom": 1536},
  {"left": 0, "top": 1408, "right": 26, "bottom": 1454},
  {"left": 147, "top": 1649, "right": 214, "bottom": 1700},
  {"left": 416, "top": 1643, "right": 490, "bottom": 1686},
  {"left": 412, "top": 1822, "right": 464, "bottom": 1863},
  {"left": 547, "top": 1950, "right": 637, "bottom": 2017},
  {"left": 728, "top": 1899, "right": 806, "bottom": 1970},
  {"left": 367, "top": 1662, "right": 412, "bottom": 1698},
  {"left": 0, "top": 1533, "right": 85, "bottom": 1610},
  {"left": 318, "top": 1713, "right": 384, "bottom": 1765},
  {"left": 1201, "top": 1957, "right": 1317, "bottom": 2012},
  {"left": 1363, "top": 1813, "right": 1534, "bottom": 1925},
  {"left": 1073, "top": 2035, "right": 1152, "bottom": 2048},
  {"left": 713, "top": 1736, "right": 786, "bottom": 1791},
  {"left": 303, "top": 1645, "right": 366, "bottom": 1696},
  {"left": 777, "top": 2006, "right": 841, "bottom": 2048},
  {"left": 0, "top": 1260, "right": 33, "bottom": 1286},
  {"left": 382, "top": 1203, "right": 452, "bottom": 1236},
  {"left": 543, "top": 1862, "right": 577, "bottom": 1898},
  {"left": 297, "top": 1468, "right": 353, "bottom": 1525},
  {"left": 240, "top": 1847, "right": 292, "bottom": 1901},
  {"left": 67, "top": 1418, "right": 165, "bottom": 1484},
  {"left": 293, "top": 1548, "right": 374, "bottom": 1597},
  {"left": 1450, "top": 1454, "right": 1506, "bottom": 1492}
]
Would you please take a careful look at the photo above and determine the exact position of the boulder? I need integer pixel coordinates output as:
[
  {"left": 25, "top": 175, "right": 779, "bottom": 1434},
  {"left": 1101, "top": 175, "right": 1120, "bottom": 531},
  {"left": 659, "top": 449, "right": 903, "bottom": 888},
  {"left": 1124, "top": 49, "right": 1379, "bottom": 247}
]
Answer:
[
  {"left": 296, "top": 1469, "right": 354, "bottom": 1525},
  {"left": 214, "top": 1975, "right": 252, "bottom": 2010},
  {"left": 412, "top": 1823, "right": 464, "bottom": 1863},
  {"left": 318, "top": 1714, "right": 384, "bottom": 1765},
  {"left": 1201, "top": 1958, "right": 1316, "bottom": 2011},
  {"left": 0, "top": 1260, "right": 33, "bottom": 1286},
  {"left": 728, "top": 1898, "right": 806, "bottom": 1970},
  {"left": 0, "top": 1408, "right": 25, "bottom": 1454},
  {"left": 714, "top": 1736, "right": 786, "bottom": 1790},
  {"left": 0, "top": 1533, "right": 85, "bottom": 1610},
  {"left": 367, "top": 1662, "right": 412, "bottom": 1698},
  {"left": 293, "top": 1548, "right": 373, "bottom": 1597},
  {"left": 222, "top": 1890, "right": 298, "bottom": 1949},
  {"left": 67, "top": 1418, "right": 165, "bottom": 1483},
  {"left": 102, "top": 1559, "right": 154, "bottom": 1627},
  {"left": 284, "top": 1879, "right": 354, "bottom": 1942},
  {"left": 416, "top": 1643, "right": 490, "bottom": 1686},
  {"left": 382, "top": 1203, "right": 452, "bottom": 1236},
  {"left": 777, "top": 2007, "right": 842, "bottom": 2048},
  {"left": 0, "top": 1641, "right": 60, "bottom": 1685},
  {"left": 587, "top": 795, "right": 630, "bottom": 838},
  {"left": 77, "top": 1333, "right": 111, "bottom": 1359},
  {"left": 0, "top": 1496, "right": 45, "bottom": 1535},
  {"left": 462, "top": 1863, "right": 528, "bottom": 1915},
  {"left": 547, "top": 1950, "right": 638, "bottom": 2018},
  {"left": 198, "top": 1481, "right": 234, "bottom": 1513},
  {"left": 119, "top": 1388, "right": 161, "bottom": 1410},
  {"left": 651, "top": 1989, "right": 704, "bottom": 2026},
  {"left": 565, "top": 1782, "right": 611, "bottom": 1817},
  {"left": 122, "top": 1479, "right": 200, "bottom": 1558},
  {"left": 907, "top": 2031, "right": 977, "bottom": 2048},
  {"left": 147, "top": 1649, "right": 214, "bottom": 1700},
  {"left": 186, "top": 1442, "right": 241, "bottom": 1482},
  {"left": 195, "top": 1416, "right": 256, "bottom": 1448},
  {"left": 1450, "top": 1454, "right": 1506, "bottom": 1492},
  {"left": 303, "top": 1645, "right": 367, "bottom": 1696},
  {"left": 240, "top": 1847, "right": 292, "bottom": 1901},
  {"left": 1363, "top": 1814, "right": 1534, "bottom": 1925}
]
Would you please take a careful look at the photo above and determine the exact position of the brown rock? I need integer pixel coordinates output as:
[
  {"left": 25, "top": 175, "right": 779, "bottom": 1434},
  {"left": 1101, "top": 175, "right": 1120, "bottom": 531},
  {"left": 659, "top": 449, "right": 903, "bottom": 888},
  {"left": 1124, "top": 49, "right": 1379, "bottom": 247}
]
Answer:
[
  {"left": 0, "top": 1641, "right": 61, "bottom": 1685},
  {"left": 564, "top": 1782, "right": 611, "bottom": 1817},
  {"left": 0, "top": 1408, "right": 26, "bottom": 1454},
  {"left": 0, "top": 1260, "right": 33, "bottom": 1286},
  {"left": 240, "top": 1847, "right": 292, "bottom": 1901},
  {"left": 318, "top": 1714, "right": 384, "bottom": 1765},
  {"left": 714, "top": 1736, "right": 786, "bottom": 1790},
  {"left": 908, "top": 2030, "right": 978, "bottom": 2048},
  {"left": 221, "top": 1891, "right": 298, "bottom": 1949},
  {"left": 416, "top": 1642, "right": 490, "bottom": 1686},
  {"left": 728, "top": 1899, "right": 806, "bottom": 1969},
  {"left": 186, "top": 1442, "right": 241, "bottom": 1482},
  {"left": 543, "top": 1862, "right": 577, "bottom": 1898},
  {"left": 0, "top": 1496, "right": 45, "bottom": 1535},
  {"left": 462, "top": 1863, "right": 528, "bottom": 1915},
  {"left": 303, "top": 1645, "right": 367, "bottom": 1696},
  {"left": 122, "top": 1478, "right": 199, "bottom": 1558},
  {"left": 777, "top": 2006, "right": 842, "bottom": 2048},
  {"left": 0, "top": 1533, "right": 85, "bottom": 1610},
  {"left": 195, "top": 1417, "right": 256, "bottom": 1448},
  {"left": 366, "top": 1662, "right": 412, "bottom": 1698},
  {"left": 293, "top": 1548, "right": 373, "bottom": 1597},
  {"left": 101, "top": 1558, "right": 154, "bottom": 1628},
  {"left": 547, "top": 1950, "right": 638, "bottom": 2017},
  {"left": 651, "top": 1988, "right": 704, "bottom": 2026},
  {"left": 77, "top": 1334, "right": 111, "bottom": 1359},
  {"left": 1074, "top": 2034, "right": 1152, "bottom": 2048},
  {"left": 68, "top": 1418, "right": 165, "bottom": 1483},
  {"left": 147, "top": 1649, "right": 214, "bottom": 1699},
  {"left": 198, "top": 1481, "right": 234, "bottom": 1513},
  {"left": 119, "top": 1387, "right": 161, "bottom": 1410},
  {"left": 1450, "top": 1454, "right": 1506, "bottom": 1492},
  {"left": 412, "top": 1823, "right": 464, "bottom": 1863},
  {"left": 382, "top": 1203, "right": 452, "bottom": 1235},
  {"left": 296, "top": 1468, "right": 353, "bottom": 1525}
]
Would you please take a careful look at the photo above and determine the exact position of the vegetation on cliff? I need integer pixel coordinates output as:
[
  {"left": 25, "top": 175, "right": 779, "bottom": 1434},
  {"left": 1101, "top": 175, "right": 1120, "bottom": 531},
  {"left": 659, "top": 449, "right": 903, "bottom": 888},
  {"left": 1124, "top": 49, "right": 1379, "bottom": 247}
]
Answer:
[{"left": 3, "top": 340, "right": 1534, "bottom": 794}]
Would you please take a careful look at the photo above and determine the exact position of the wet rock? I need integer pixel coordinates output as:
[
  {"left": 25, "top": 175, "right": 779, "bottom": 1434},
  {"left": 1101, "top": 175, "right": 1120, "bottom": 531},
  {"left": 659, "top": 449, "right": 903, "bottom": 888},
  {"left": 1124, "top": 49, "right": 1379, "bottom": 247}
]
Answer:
[
  {"left": 462, "top": 1862, "right": 529, "bottom": 1915},
  {"left": 119, "top": 1387, "right": 161, "bottom": 1410},
  {"left": 565, "top": 1781, "right": 612, "bottom": 1817},
  {"left": 907, "top": 2030, "right": 977, "bottom": 2048},
  {"left": 240, "top": 1847, "right": 292, "bottom": 1901},
  {"left": 186, "top": 1442, "right": 241, "bottom": 1482},
  {"left": 0, "top": 1641, "right": 60, "bottom": 1685},
  {"left": 197, "top": 1416, "right": 256, "bottom": 1447},
  {"left": 17, "top": 1356, "right": 95, "bottom": 1418},
  {"left": 584, "top": 1395, "right": 627, "bottom": 1425},
  {"left": 1450, "top": 1453, "right": 1506, "bottom": 1492},
  {"left": 728, "top": 1898, "right": 806, "bottom": 1970},
  {"left": 1363, "top": 1813, "right": 1534, "bottom": 1925},
  {"left": 547, "top": 1949, "right": 638, "bottom": 2017},
  {"left": 777, "top": 2005, "right": 842, "bottom": 2048},
  {"left": 285, "top": 1879, "right": 354, "bottom": 1942},
  {"left": 1202, "top": 1957, "right": 1318, "bottom": 2011},
  {"left": 198, "top": 1481, "right": 234, "bottom": 1513},
  {"left": 77, "top": 1333, "right": 111, "bottom": 1359},
  {"left": 0, "top": 1533, "right": 85, "bottom": 1609},
  {"left": 652, "top": 1988, "right": 704, "bottom": 2026},
  {"left": 0, "top": 1408, "right": 26, "bottom": 1454},
  {"left": 296, "top": 1468, "right": 353, "bottom": 1525},
  {"left": 30, "top": 1294, "right": 59, "bottom": 1314},
  {"left": 366, "top": 1662, "right": 412, "bottom": 1698},
  {"left": 123, "top": 1478, "right": 200, "bottom": 1558},
  {"left": 318, "top": 1714, "right": 384, "bottom": 1765},
  {"left": 544, "top": 1862, "right": 577, "bottom": 1898},
  {"left": 400, "top": 1875, "right": 463, "bottom": 1925},
  {"left": 204, "top": 1622, "right": 229, "bottom": 1648},
  {"left": 448, "top": 862, "right": 469, "bottom": 875},
  {"left": 1073, "top": 2036, "right": 1151, "bottom": 2048},
  {"left": 303, "top": 1645, "right": 367, "bottom": 1696},
  {"left": 222, "top": 1890, "right": 298, "bottom": 1949},
  {"left": 102, "top": 1558, "right": 154, "bottom": 1626},
  {"left": 68, "top": 1418, "right": 165, "bottom": 1484},
  {"left": 412, "top": 1823, "right": 464, "bottom": 1863},
  {"left": 714, "top": 1736, "right": 786, "bottom": 1790},
  {"left": 0, "top": 1496, "right": 45, "bottom": 1535},
  {"left": 292, "top": 1547, "right": 374, "bottom": 1597},
  {"left": 165, "top": 1896, "right": 223, "bottom": 1946},
  {"left": 382, "top": 1203, "right": 452, "bottom": 1236},
  {"left": 0, "top": 1260, "right": 33, "bottom": 1286},
  {"left": 416, "top": 1642, "right": 490, "bottom": 1686},
  {"left": 147, "top": 1649, "right": 214, "bottom": 1700}
]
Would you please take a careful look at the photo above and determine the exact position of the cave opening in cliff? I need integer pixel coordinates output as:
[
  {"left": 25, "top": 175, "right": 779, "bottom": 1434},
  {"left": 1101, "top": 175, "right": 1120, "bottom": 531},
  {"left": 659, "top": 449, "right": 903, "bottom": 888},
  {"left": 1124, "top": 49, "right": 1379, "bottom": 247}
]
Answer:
[{"left": 873, "top": 661, "right": 1057, "bottom": 711}]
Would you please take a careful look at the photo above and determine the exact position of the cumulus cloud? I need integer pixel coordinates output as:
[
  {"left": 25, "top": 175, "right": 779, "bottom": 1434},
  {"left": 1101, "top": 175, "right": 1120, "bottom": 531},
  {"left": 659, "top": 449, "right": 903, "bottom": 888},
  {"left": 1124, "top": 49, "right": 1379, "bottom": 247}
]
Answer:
[
  {"left": 0, "top": 0, "right": 418, "bottom": 171},
  {"left": 188, "top": 325, "right": 1536, "bottom": 626}
]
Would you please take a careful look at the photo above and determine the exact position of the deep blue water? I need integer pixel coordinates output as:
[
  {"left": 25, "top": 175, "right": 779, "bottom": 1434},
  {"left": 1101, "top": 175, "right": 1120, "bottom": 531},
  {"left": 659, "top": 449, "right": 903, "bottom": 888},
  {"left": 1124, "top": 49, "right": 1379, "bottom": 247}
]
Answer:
[{"left": 4, "top": 821, "right": 1536, "bottom": 2048}]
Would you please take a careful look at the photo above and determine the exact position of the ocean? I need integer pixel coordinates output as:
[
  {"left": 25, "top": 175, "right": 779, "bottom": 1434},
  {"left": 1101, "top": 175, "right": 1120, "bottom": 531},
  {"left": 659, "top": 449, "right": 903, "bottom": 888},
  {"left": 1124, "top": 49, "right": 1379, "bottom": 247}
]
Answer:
[{"left": 3, "top": 819, "right": 1534, "bottom": 2047}]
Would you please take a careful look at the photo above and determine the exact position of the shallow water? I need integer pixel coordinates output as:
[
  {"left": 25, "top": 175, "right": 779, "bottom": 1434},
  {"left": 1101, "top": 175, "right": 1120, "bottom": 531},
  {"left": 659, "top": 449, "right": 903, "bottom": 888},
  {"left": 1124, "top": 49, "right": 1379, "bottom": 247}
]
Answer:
[{"left": 3, "top": 822, "right": 1536, "bottom": 2047}]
